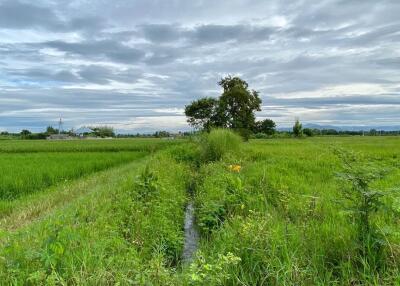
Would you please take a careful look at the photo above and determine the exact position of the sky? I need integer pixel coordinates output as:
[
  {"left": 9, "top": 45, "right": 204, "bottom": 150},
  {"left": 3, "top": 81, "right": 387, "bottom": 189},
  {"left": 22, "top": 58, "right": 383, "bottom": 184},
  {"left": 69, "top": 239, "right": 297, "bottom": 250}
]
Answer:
[{"left": 0, "top": 0, "right": 399, "bottom": 133}]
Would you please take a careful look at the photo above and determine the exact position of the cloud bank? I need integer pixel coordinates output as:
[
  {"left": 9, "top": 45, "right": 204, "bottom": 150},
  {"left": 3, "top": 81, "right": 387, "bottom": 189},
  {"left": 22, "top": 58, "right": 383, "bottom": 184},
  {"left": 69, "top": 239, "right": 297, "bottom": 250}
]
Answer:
[{"left": 0, "top": 0, "right": 399, "bottom": 132}]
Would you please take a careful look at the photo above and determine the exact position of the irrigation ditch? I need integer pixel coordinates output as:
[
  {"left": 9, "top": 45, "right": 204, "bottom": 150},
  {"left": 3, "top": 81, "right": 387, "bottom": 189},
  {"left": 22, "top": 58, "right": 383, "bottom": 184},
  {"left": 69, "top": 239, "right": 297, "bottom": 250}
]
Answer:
[
  {"left": 182, "top": 201, "right": 199, "bottom": 263},
  {"left": 182, "top": 177, "right": 199, "bottom": 264}
]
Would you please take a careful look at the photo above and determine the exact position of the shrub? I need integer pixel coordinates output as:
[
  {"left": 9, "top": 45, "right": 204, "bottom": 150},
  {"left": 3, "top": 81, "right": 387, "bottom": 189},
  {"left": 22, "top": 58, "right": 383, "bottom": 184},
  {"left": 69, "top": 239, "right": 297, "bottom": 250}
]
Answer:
[
  {"left": 293, "top": 119, "right": 303, "bottom": 137},
  {"left": 186, "top": 251, "right": 241, "bottom": 285},
  {"left": 134, "top": 165, "right": 160, "bottom": 202},
  {"left": 334, "top": 148, "right": 392, "bottom": 274},
  {"left": 254, "top": 132, "right": 268, "bottom": 139},
  {"left": 200, "top": 129, "right": 242, "bottom": 162},
  {"left": 234, "top": 128, "right": 252, "bottom": 141},
  {"left": 303, "top": 128, "right": 314, "bottom": 137},
  {"left": 197, "top": 201, "right": 226, "bottom": 235}
]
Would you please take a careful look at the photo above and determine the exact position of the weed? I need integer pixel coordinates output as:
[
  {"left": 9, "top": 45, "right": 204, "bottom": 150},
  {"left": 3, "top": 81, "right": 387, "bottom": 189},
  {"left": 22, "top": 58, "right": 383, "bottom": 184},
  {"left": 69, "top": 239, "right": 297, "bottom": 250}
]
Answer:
[
  {"left": 186, "top": 251, "right": 241, "bottom": 285},
  {"left": 334, "top": 148, "right": 394, "bottom": 275},
  {"left": 135, "top": 165, "right": 160, "bottom": 202},
  {"left": 200, "top": 129, "right": 242, "bottom": 162}
]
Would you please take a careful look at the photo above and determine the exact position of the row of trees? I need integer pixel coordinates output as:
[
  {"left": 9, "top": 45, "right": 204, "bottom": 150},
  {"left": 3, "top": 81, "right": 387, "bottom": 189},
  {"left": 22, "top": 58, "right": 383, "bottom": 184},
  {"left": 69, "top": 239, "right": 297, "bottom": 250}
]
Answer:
[
  {"left": 185, "top": 76, "right": 276, "bottom": 139},
  {"left": 291, "top": 121, "right": 398, "bottom": 137},
  {"left": 10, "top": 126, "right": 116, "bottom": 140}
]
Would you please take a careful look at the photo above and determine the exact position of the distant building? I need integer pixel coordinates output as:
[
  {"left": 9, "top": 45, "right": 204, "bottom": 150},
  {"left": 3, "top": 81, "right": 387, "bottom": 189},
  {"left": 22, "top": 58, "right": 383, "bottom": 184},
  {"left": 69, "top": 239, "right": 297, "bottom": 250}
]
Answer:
[{"left": 47, "top": 134, "right": 71, "bottom": 140}]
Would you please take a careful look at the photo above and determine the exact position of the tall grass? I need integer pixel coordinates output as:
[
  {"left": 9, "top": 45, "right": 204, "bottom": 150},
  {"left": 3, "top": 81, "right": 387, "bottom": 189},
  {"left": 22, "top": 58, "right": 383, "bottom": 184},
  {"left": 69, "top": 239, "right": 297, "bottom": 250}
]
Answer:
[
  {"left": 200, "top": 129, "right": 242, "bottom": 162},
  {"left": 186, "top": 137, "right": 400, "bottom": 285}
]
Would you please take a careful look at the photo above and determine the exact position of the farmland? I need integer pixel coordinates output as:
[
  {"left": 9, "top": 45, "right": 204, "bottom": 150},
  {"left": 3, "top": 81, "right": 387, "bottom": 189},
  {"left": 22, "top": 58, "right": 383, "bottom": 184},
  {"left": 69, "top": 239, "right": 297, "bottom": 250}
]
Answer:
[{"left": 0, "top": 135, "right": 399, "bottom": 285}]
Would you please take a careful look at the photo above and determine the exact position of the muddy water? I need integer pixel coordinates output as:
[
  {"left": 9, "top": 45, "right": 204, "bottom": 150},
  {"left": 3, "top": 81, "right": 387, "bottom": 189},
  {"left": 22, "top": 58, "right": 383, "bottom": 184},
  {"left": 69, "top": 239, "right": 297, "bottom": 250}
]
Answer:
[{"left": 182, "top": 201, "right": 199, "bottom": 263}]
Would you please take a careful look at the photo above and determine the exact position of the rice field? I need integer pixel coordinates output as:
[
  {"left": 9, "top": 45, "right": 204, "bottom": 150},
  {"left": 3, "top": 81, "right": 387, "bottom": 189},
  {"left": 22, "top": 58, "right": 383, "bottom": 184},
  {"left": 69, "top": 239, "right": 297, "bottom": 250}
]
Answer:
[
  {"left": 0, "top": 135, "right": 399, "bottom": 285},
  {"left": 0, "top": 138, "right": 175, "bottom": 153},
  {"left": 0, "top": 152, "right": 146, "bottom": 200}
]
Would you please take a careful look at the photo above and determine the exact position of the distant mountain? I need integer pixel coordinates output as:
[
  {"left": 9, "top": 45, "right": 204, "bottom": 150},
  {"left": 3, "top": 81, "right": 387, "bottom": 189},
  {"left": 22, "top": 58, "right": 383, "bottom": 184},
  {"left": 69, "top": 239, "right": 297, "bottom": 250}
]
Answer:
[{"left": 278, "top": 124, "right": 400, "bottom": 132}]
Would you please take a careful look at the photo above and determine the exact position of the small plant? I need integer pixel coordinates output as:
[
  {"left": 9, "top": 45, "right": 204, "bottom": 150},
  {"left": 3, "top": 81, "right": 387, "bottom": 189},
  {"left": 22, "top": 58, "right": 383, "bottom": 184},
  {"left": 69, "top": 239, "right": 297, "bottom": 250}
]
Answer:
[
  {"left": 197, "top": 202, "right": 226, "bottom": 235},
  {"left": 225, "top": 176, "right": 247, "bottom": 214},
  {"left": 134, "top": 165, "right": 159, "bottom": 201},
  {"left": 187, "top": 251, "right": 241, "bottom": 285}
]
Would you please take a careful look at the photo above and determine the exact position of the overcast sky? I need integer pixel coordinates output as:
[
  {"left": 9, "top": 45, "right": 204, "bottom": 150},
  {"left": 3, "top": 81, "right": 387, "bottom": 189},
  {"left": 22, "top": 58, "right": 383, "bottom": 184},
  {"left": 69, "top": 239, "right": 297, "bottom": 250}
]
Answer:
[{"left": 1, "top": 0, "right": 399, "bottom": 132}]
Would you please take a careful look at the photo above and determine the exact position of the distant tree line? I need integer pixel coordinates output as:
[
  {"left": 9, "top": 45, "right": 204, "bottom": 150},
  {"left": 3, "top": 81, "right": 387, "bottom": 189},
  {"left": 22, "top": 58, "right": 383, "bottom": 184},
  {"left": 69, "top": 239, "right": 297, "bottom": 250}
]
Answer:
[
  {"left": 117, "top": 131, "right": 192, "bottom": 138},
  {"left": 0, "top": 125, "right": 116, "bottom": 140}
]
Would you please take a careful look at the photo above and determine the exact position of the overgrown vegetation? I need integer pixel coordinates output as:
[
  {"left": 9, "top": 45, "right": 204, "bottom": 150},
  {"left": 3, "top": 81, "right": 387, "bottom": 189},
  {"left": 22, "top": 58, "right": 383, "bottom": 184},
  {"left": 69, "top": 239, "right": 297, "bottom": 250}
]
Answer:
[
  {"left": 187, "top": 136, "right": 400, "bottom": 284},
  {"left": 0, "top": 136, "right": 399, "bottom": 285},
  {"left": 0, "top": 149, "right": 190, "bottom": 284},
  {"left": 334, "top": 148, "right": 397, "bottom": 279},
  {"left": 199, "top": 129, "right": 242, "bottom": 162}
]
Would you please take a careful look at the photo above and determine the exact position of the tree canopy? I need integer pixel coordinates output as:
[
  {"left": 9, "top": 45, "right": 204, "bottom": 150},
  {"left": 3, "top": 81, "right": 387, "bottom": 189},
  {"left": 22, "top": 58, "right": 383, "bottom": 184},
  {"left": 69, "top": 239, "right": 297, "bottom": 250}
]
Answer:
[
  {"left": 255, "top": 119, "right": 276, "bottom": 135},
  {"left": 91, "top": 126, "right": 115, "bottom": 138},
  {"left": 46, "top": 126, "right": 58, "bottom": 135},
  {"left": 293, "top": 119, "right": 303, "bottom": 137},
  {"left": 184, "top": 97, "right": 218, "bottom": 131},
  {"left": 185, "top": 76, "right": 262, "bottom": 134}
]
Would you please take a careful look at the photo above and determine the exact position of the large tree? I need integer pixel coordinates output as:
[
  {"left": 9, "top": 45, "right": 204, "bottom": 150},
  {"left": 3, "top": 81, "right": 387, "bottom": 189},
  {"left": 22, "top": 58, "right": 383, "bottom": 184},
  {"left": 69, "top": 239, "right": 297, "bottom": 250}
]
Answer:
[
  {"left": 185, "top": 76, "right": 262, "bottom": 133},
  {"left": 217, "top": 76, "right": 262, "bottom": 130},
  {"left": 184, "top": 97, "right": 219, "bottom": 131}
]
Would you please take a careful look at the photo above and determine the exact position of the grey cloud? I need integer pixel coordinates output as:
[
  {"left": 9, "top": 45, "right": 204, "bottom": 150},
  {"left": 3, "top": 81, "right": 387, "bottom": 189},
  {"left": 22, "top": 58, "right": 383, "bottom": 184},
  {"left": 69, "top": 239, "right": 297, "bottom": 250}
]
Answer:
[
  {"left": 8, "top": 68, "right": 80, "bottom": 83},
  {"left": 45, "top": 40, "right": 145, "bottom": 63},
  {"left": 0, "top": 0, "right": 106, "bottom": 33},
  {"left": 136, "top": 23, "right": 274, "bottom": 44},
  {"left": 144, "top": 46, "right": 181, "bottom": 65},
  {"left": 140, "top": 24, "right": 182, "bottom": 43},
  {"left": 374, "top": 57, "right": 400, "bottom": 69},
  {"left": 1, "top": 0, "right": 400, "bottom": 132},
  {"left": 67, "top": 16, "right": 107, "bottom": 33},
  {"left": 0, "top": 0, "right": 61, "bottom": 30},
  {"left": 78, "top": 66, "right": 111, "bottom": 84},
  {"left": 267, "top": 94, "right": 400, "bottom": 107},
  {"left": 78, "top": 65, "right": 141, "bottom": 84},
  {"left": 192, "top": 24, "right": 273, "bottom": 43}
]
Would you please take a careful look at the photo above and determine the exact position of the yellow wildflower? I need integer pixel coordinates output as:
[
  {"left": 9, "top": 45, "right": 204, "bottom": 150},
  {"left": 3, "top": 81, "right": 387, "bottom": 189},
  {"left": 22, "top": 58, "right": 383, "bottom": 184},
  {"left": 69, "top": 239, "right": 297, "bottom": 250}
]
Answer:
[{"left": 229, "top": 164, "right": 241, "bottom": 173}]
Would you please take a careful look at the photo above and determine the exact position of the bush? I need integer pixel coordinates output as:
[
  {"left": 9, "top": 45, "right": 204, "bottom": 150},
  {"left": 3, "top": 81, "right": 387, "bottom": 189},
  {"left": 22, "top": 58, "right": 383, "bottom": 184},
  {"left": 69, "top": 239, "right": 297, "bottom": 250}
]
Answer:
[
  {"left": 200, "top": 129, "right": 242, "bottom": 162},
  {"left": 293, "top": 119, "right": 303, "bottom": 137},
  {"left": 303, "top": 128, "right": 313, "bottom": 137},
  {"left": 334, "top": 148, "right": 392, "bottom": 275},
  {"left": 234, "top": 128, "right": 252, "bottom": 141}
]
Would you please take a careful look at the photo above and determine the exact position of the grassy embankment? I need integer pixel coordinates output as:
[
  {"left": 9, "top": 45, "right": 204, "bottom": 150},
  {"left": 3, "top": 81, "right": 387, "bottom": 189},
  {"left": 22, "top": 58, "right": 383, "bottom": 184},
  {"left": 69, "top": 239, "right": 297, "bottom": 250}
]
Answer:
[
  {"left": 0, "top": 139, "right": 190, "bottom": 284},
  {"left": 186, "top": 134, "right": 400, "bottom": 285}
]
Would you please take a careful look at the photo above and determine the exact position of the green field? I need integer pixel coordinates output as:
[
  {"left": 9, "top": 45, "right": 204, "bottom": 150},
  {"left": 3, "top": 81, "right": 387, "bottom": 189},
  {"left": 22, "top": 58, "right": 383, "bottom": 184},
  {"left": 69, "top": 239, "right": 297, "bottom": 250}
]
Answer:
[
  {"left": 0, "top": 152, "right": 146, "bottom": 200},
  {"left": 0, "top": 138, "right": 175, "bottom": 153},
  {"left": 0, "top": 136, "right": 399, "bottom": 285}
]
